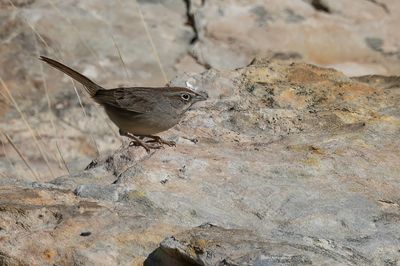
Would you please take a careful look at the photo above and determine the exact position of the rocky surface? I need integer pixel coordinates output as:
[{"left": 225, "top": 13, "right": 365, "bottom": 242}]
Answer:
[
  {"left": 1, "top": 0, "right": 400, "bottom": 179},
  {"left": 190, "top": 0, "right": 400, "bottom": 76},
  {"left": 145, "top": 224, "right": 368, "bottom": 265},
  {"left": 1, "top": 58, "right": 400, "bottom": 265},
  {"left": 1, "top": 0, "right": 400, "bottom": 265}
]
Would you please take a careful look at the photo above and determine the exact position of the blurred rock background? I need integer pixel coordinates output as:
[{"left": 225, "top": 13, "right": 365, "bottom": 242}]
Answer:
[{"left": 0, "top": 0, "right": 399, "bottom": 265}]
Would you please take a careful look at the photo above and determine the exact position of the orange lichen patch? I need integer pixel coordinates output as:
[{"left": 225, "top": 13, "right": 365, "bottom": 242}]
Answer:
[
  {"left": 244, "top": 66, "right": 283, "bottom": 84},
  {"left": 334, "top": 148, "right": 346, "bottom": 156},
  {"left": 287, "top": 63, "right": 343, "bottom": 84},
  {"left": 42, "top": 249, "right": 57, "bottom": 262},
  {"left": 352, "top": 139, "right": 370, "bottom": 149},
  {"left": 0, "top": 186, "right": 77, "bottom": 207},
  {"left": 0, "top": 186, "right": 40, "bottom": 202},
  {"left": 333, "top": 110, "right": 366, "bottom": 124},
  {"left": 340, "top": 83, "right": 377, "bottom": 101},
  {"left": 116, "top": 223, "right": 181, "bottom": 246},
  {"left": 186, "top": 238, "right": 209, "bottom": 257},
  {"left": 287, "top": 145, "right": 325, "bottom": 155},
  {"left": 131, "top": 257, "right": 147, "bottom": 266},
  {"left": 275, "top": 89, "right": 308, "bottom": 109},
  {"left": 302, "top": 156, "right": 320, "bottom": 167},
  {"left": 310, "top": 146, "right": 325, "bottom": 155}
]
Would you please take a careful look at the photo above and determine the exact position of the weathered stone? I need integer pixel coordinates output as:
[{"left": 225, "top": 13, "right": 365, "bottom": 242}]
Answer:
[
  {"left": 146, "top": 224, "right": 372, "bottom": 265},
  {"left": 189, "top": 0, "right": 400, "bottom": 76},
  {"left": 1, "top": 59, "right": 399, "bottom": 265}
]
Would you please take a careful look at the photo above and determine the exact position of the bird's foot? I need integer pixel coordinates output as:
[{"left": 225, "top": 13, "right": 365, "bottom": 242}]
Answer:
[
  {"left": 120, "top": 130, "right": 161, "bottom": 153},
  {"left": 129, "top": 140, "right": 162, "bottom": 152},
  {"left": 146, "top": 136, "right": 176, "bottom": 147}
]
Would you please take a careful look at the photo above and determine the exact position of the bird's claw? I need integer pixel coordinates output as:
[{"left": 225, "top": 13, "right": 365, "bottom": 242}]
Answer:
[{"left": 146, "top": 136, "right": 176, "bottom": 147}]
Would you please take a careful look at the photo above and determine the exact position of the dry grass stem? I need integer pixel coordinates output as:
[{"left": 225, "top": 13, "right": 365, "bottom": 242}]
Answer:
[
  {"left": 0, "top": 86, "right": 11, "bottom": 105},
  {"left": 134, "top": 0, "right": 169, "bottom": 84},
  {"left": 9, "top": 0, "right": 69, "bottom": 177},
  {"left": 34, "top": 35, "right": 68, "bottom": 174},
  {"left": 47, "top": 0, "right": 124, "bottom": 152},
  {"left": 47, "top": 0, "right": 106, "bottom": 72},
  {"left": 0, "top": 77, "right": 56, "bottom": 179},
  {"left": 0, "top": 171, "right": 8, "bottom": 179},
  {"left": 2, "top": 138, "right": 12, "bottom": 166},
  {"left": 7, "top": 0, "right": 52, "bottom": 51},
  {"left": 110, "top": 33, "right": 131, "bottom": 83},
  {"left": 70, "top": 80, "right": 100, "bottom": 156},
  {"left": 2, "top": 131, "right": 39, "bottom": 181},
  {"left": 55, "top": 141, "right": 70, "bottom": 175},
  {"left": 1, "top": 139, "right": 19, "bottom": 176}
]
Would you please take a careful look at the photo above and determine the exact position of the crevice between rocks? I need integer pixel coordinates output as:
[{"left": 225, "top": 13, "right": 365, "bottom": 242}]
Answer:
[
  {"left": 188, "top": 52, "right": 211, "bottom": 69},
  {"left": 308, "top": 0, "right": 389, "bottom": 15},
  {"left": 183, "top": 0, "right": 199, "bottom": 44},
  {"left": 181, "top": 0, "right": 211, "bottom": 70},
  {"left": 310, "top": 0, "right": 331, "bottom": 13},
  {"left": 365, "top": 0, "right": 390, "bottom": 14}
]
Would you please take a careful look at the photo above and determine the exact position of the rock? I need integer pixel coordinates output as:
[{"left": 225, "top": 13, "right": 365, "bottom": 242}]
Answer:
[
  {"left": 74, "top": 184, "right": 119, "bottom": 202},
  {"left": 0, "top": 184, "right": 160, "bottom": 265},
  {"left": 146, "top": 224, "right": 372, "bottom": 265},
  {"left": 1, "top": 59, "right": 399, "bottom": 265},
  {"left": 189, "top": 0, "right": 400, "bottom": 76}
]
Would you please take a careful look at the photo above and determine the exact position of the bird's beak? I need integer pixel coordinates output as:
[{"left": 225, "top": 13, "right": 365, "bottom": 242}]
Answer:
[{"left": 195, "top": 92, "right": 208, "bottom": 102}]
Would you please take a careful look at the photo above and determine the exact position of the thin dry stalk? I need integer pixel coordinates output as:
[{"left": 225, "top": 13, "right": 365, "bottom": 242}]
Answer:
[
  {"left": 47, "top": 0, "right": 121, "bottom": 150},
  {"left": 94, "top": 105, "right": 119, "bottom": 138},
  {"left": 0, "top": 86, "right": 11, "bottom": 105},
  {"left": 34, "top": 34, "right": 67, "bottom": 173},
  {"left": 1, "top": 138, "right": 13, "bottom": 167},
  {"left": 1, "top": 139, "right": 19, "bottom": 177},
  {"left": 9, "top": 0, "right": 66, "bottom": 177},
  {"left": 70, "top": 80, "right": 100, "bottom": 156},
  {"left": 0, "top": 77, "right": 55, "bottom": 179},
  {"left": 110, "top": 33, "right": 131, "bottom": 83},
  {"left": 134, "top": 0, "right": 169, "bottom": 84},
  {"left": 47, "top": 0, "right": 106, "bottom": 71},
  {"left": 19, "top": 0, "right": 102, "bottom": 158},
  {"left": 78, "top": 5, "right": 132, "bottom": 84},
  {"left": 7, "top": 0, "right": 52, "bottom": 51},
  {"left": 40, "top": 65, "right": 67, "bottom": 172},
  {"left": 77, "top": 7, "right": 129, "bottom": 139},
  {"left": 55, "top": 141, "right": 70, "bottom": 175},
  {"left": 0, "top": 171, "right": 8, "bottom": 179},
  {"left": 2, "top": 131, "right": 39, "bottom": 181}
]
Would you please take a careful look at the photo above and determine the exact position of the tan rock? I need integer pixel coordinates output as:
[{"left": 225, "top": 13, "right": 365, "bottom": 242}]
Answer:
[{"left": 1, "top": 59, "right": 399, "bottom": 265}]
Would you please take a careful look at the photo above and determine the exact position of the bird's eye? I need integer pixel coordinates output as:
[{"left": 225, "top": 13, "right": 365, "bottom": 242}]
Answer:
[{"left": 181, "top": 93, "right": 191, "bottom": 101}]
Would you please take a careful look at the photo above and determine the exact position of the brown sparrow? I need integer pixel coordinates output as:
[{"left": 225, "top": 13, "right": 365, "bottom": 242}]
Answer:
[{"left": 40, "top": 56, "right": 207, "bottom": 152}]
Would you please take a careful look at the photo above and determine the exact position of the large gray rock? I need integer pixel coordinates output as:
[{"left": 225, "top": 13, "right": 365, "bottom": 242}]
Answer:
[
  {"left": 145, "top": 223, "right": 370, "bottom": 265},
  {"left": 189, "top": 0, "right": 400, "bottom": 76},
  {"left": 0, "top": 59, "right": 399, "bottom": 265}
]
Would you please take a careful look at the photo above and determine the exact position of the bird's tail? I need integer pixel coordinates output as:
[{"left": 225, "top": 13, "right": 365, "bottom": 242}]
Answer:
[{"left": 39, "top": 56, "right": 103, "bottom": 97}]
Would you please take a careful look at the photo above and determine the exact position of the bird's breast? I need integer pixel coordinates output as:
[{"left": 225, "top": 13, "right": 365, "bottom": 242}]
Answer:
[{"left": 104, "top": 105, "right": 181, "bottom": 136}]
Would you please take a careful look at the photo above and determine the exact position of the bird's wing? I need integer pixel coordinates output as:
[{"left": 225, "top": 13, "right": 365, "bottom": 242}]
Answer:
[{"left": 94, "top": 88, "right": 154, "bottom": 113}]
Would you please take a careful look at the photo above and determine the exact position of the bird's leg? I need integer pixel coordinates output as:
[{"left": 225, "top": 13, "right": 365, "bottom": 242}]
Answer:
[
  {"left": 119, "top": 130, "right": 161, "bottom": 152},
  {"left": 127, "top": 136, "right": 144, "bottom": 147},
  {"left": 145, "top": 135, "right": 176, "bottom": 147}
]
